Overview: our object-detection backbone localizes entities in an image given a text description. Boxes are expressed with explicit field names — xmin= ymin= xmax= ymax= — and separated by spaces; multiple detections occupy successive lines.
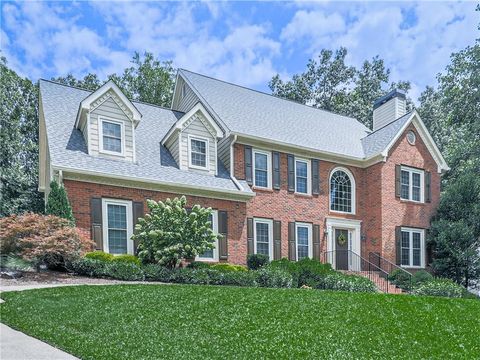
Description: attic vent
xmin=407 ymin=130 xmax=416 ymax=145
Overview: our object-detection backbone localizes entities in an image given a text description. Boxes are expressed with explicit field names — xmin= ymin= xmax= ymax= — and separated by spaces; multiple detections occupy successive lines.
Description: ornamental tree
xmin=133 ymin=196 xmax=218 ymax=268
xmin=45 ymin=181 xmax=75 ymax=225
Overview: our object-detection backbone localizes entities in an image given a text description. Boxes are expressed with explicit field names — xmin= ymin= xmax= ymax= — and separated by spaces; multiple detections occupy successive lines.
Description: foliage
xmin=111 ymin=254 xmax=141 ymax=266
xmin=412 ymin=278 xmax=471 ymax=298
xmin=2 ymin=286 xmax=479 ymax=359
xmin=53 ymin=52 xmax=175 ymax=108
xmin=246 ymin=254 xmax=270 ymax=270
xmin=412 ymin=270 xmax=434 ymax=285
xmin=256 ymin=267 xmax=293 ymax=288
xmin=315 ymin=272 xmax=377 ymax=293
xmin=70 ymin=258 xmax=108 ymax=277
xmin=0 ymin=213 xmax=93 ymax=269
xmin=84 ymin=251 xmax=114 ymax=262
xmin=0 ymin=56 xmax=43 ymax=216
xmin=0 ymin=255 xmax=33 ymax=272
xmin=210 ymin=263 xmax=247 ymax=272
xmin=269 ymin=258 xmax=334 ymax=287
xmin=133 ymin=196 xmax=218 ymax=268
xmin=45 ymin=181 xmax=75 ymax=224
xmin=186 ymin=261 xmax=211 ymax=269
xmin=142 ymin=264 xmax=172 ymax=282
xmin=387 ymin=269 xmax=413 ymax=290
xmin=103 ymin=262 xmax=144 ymax=281
xmin=269 ymin=48 xmax=411 ymax=128
xmin=428 ymin=169 xmax=480 ymax=287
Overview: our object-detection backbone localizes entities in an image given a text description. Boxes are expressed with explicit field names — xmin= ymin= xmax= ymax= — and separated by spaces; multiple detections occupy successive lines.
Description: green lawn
xmin=1 ymin=285 xmax=479 ymax=359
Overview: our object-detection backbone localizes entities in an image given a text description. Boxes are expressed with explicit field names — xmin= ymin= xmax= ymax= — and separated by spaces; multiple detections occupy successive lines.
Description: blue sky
xmin=1 ymin=1 xmax=478 ymax=101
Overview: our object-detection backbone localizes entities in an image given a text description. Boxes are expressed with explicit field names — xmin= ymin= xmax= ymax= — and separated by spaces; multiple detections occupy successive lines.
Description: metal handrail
xmin=368 ymin=252 xmax=413 ymax=291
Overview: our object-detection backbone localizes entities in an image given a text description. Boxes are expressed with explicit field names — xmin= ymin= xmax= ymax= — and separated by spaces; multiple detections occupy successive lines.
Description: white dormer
xmin=75 ymin=80 xmax=141 ymax=162
xmin=162 ymin=102 xmax=223 ymax=175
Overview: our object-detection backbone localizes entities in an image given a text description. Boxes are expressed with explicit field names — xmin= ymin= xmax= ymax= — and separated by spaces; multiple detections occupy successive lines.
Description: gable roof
xmin=40 ymin=80 xmax=253 ymax=198
xmin=179 ymin=69 xmax=371 ymax=159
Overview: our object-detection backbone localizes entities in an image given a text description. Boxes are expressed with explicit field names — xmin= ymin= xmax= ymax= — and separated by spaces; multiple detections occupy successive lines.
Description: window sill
xmin=399 ymin=199 xmax=426 ymax=206
xmin=329 ymin=209 xmax=356 ymax=216
xmin=294 ymin=192 xmax=312 ymax=198
xmin=99 ymin=150 xmax=125 ymax=158
xmin=252 ymin=186 xmax=273 ymax=193
xmin=401 ymin=265 xmax=425 ymax=270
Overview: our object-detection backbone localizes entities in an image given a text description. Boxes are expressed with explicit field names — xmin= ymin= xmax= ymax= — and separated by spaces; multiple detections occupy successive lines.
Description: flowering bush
xmin=257 ymin=267 xmax=293 ymax=288
xmin=0 ymin=213 xmax=93 ymax=269
xmin=133 ymin=196 xmax=219 ymax=268
xmin=412 ymin=279 xmax=469 ymax=298
xmin=316 ymin=272 xmax=377 ymax=293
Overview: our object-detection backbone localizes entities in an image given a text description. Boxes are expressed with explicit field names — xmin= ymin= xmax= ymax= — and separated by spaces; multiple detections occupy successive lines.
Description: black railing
xmin=321 ymin=250 xmax=393 ymax=293
xmin=368 ymin=252 xmax=413 ymax=292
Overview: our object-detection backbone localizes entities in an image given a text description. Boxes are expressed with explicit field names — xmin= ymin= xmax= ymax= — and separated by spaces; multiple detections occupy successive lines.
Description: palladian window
xmin=330 ymin=168 xmax=355 ymax=214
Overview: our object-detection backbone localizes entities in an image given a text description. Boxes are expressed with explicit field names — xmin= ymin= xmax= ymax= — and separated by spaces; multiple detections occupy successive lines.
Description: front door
xmin=335 ymin=229 xmax=349 ymax=270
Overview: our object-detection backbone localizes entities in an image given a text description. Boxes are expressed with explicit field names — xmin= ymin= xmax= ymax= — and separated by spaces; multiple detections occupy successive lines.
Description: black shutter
xmin=218 ymin=211 xmax=228 ymax=260
xmin=395 ymin=226 xmax=402 ymax=265
xmin=287 ymin=154 xmax=295 ymax=192
xmin=272 ymin=152 xmax=281 ymax=190
xmin=395 ymin=165 xmax=401 ymax=198
xmin=425 ymin=171 xmax=431 ymax=203
xmin=313 ymin=225 xmax=320 ymax=260
xmin=90 ymin=198 xmax=103 ymax=251
xmin=288 ymin=222 xmax=296 ymax=261
xmin=132 ymin=201 xmax=144 ymax=254
xmin=273 ymin=220 xmax=282 ymax=260
xmin=244 ymin=146 xmax=253 ymax=184
xmin=426 ymin=229 xmax=433 ymax=265
xmin=312 ymin=159 xmax=320 ymax=195
xmin=247 ymin=218 xmax=254 ymax=255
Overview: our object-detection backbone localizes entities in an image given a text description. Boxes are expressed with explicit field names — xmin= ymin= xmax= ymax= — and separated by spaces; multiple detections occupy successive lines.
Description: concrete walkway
xmin=1 ymin=323 xmax=79 ymax=360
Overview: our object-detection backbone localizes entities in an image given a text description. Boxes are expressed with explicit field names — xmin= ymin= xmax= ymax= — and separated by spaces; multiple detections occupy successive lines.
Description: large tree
xmin=52 ymin=52 xmax=176 ymax=107
xmin=0 ymin=56 xmax=43 ymax=216
xmin=269 ymin=48 xmax=411 ymax=128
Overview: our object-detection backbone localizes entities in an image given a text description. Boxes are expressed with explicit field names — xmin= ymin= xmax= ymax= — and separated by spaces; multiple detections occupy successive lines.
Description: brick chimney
xmin=372 ymin=89 xmax=406 ymax=131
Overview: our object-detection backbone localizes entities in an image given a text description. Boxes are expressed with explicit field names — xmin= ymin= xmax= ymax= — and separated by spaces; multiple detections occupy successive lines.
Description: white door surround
xmin=325 ymin=217 xmax=361 ymax=270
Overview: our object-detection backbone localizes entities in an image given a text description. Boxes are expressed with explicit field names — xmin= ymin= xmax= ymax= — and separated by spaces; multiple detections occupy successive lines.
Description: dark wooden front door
xmin=335 ymin=229 xmax=349 ymax=270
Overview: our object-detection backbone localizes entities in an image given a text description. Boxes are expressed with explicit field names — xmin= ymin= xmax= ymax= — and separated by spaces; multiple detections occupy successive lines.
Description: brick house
xmin=38 ymin=69 xmax=449 ymax=270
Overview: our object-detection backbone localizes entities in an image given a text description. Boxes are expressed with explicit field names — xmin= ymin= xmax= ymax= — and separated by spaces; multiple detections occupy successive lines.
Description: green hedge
xmin=412 ymin=279 xmax=472 ymax=298
xmin=316 ymin=273 xmax=377 ymax=293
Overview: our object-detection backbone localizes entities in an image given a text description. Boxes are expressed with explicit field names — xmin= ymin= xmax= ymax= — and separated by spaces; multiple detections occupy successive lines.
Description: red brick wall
xmin=65 ymin=124 xmax=440 ymax=267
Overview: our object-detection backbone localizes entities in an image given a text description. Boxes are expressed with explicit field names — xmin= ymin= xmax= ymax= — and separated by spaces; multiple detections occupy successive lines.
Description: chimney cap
xmin=373 ymin=89 xmax=406 ymax=110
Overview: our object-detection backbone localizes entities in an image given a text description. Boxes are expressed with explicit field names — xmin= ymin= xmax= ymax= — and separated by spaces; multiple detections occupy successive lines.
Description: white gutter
xmin=229 ymin=134 xmax=244 ymax=191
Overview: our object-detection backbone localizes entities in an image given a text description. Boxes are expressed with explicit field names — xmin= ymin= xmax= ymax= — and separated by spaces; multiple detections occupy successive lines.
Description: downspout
xmin=230 ymin=135 xmax=244 ymax=191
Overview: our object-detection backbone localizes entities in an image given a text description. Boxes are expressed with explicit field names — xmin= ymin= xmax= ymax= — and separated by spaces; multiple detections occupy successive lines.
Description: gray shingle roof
xmin=40 ymin=80 xmax=252 ymax=195
xmin=180 ymin=69 xmax=372 ymax=159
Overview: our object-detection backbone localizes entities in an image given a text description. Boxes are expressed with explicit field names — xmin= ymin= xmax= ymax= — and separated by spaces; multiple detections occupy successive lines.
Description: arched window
xmin=330 ymin=168 xmax=355 ymax=213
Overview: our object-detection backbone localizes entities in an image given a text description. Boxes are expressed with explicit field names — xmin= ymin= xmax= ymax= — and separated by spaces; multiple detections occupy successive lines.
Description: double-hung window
xmin=400 ymin=166 xmax=424 ymax=202
xmin=295 ymin=158 xmax=310 ymax=194
xmin=197 ymin=210 xmax=218 ymax=262
xmin=296 ymin=222 xmax=313 ymax=260
xmin=253 ymin=149 xmax=271 ymax=188
xmin=189 ymin=136 xmax=208 ymax=169
xmin=254 ymin=218 xmax=273 ymax=260
xmin=100 ymin=118 xmax=124 ymax=155
xmin=400 ymin=228 xmax=425 ymax=268
xmin=102 ymin=199 xmax=133 ymax=255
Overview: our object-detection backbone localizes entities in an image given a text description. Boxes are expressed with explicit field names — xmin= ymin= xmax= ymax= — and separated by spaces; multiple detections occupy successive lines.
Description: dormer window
xmin=189 ymin=135 xmax=208 ymax=170
xmin=100 ymin=118 xmax=124 ymax=156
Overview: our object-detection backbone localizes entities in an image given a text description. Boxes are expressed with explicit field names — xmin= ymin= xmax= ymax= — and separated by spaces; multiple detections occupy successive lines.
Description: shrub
xmin=45 ymin=181 xmax=75 ymax=224
xmin=269 ymin=258 xmax=333 ymax=287
xmin=412 ymin=279 xmax=469 ymax=298
xmin=220 ymin=270 xmax=258 ymax=287
xmin=104 ymin=262 xmax=144 ymax=281
xmin=0 ymin=213 xmax=93 ymax=270
xmin=142 ymin=264 xmax=172 ymax=282
xmin=85 ymin=251 xmax=114 ymax=262
xmin=388 ymin=269 xmax=413 ymax=290
xmin=412 ymin=270 xmax=434 ymax=285
xmin=316 ymin=273 xmax=377 ymax=293
xmin=0 ymin=255 xmax=33 ymax=272
xmin=257 ymin=267 xmax=293 ymax=288
xmin=112 ymin=254 xmax=141 ymax=266
xmin=186 ymin=261 xmax=211 ymax=269
xmin=210 ymin=263 xmax=247 ymax=272
xmin=133 ymin=196 xmax=218 ymax=268
xmin=247 ymin=254 xmax=269 ymax=270
xmin=70 ymin=258 xmax=108 ymax=277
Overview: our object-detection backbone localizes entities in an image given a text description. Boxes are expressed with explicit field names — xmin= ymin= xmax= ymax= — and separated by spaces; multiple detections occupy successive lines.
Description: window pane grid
xmin=330 ymin=170 xmax=352 ymax=213
xmin=401 ymin=230 xmax=423 ymax=267
xmin=102 ymin=122 xmax=122 ymax=153
xmin=254 ymin=153 xmax=269 ymax=187
xmin=256 ymin=222 xmax=270 ymax=256
xmin=107 ymin=204 xmax=127 ymax=254
xmin=296 ymin=161 xmax=308 ymax=194
xmin=191 ymin=139 xmax=207 ymax=167
xmin=401 ymin=168 xmax=423 ymax=202
xmin=297 ymin=226 xmax=309 ymax=260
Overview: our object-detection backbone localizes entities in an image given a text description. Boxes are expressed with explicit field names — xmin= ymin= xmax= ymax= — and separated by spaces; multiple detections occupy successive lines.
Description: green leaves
xmin=45 ymin=181 xmax=75 ymax=225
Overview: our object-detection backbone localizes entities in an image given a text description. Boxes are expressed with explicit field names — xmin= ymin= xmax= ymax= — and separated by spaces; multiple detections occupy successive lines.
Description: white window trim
xmin=188 ymin=135 xmax=210 ymax=171
xmin=295 ymin=222 xmax=313 ymax=260
xmin=253 ymin=218 xmax=274 ymax=261
xmin=102 ymin=198 xmax=133 ymax=255
xmin=400 ymin=227 xmax=425 ymax=269
xmin=295 ymin=158 xmax=311 ymax=195
xmin=98 ymin=117 xmax=125 ymax=157
xmin=329 ymin=167 xmax=356 ymax=215
xmin=253 ymin=149 xmax=272 ymax=189
xmin=400 ymin=166 xmax=425 ymax=203
xmin=196 ymin=210 xmax=219 ymax=262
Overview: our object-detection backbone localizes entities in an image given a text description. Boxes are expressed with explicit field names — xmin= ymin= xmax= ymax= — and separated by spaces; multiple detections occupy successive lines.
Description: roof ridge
xmin=40 ymin=79 xmax=184 ymax=114
xmin=179 ymin=68 xmax=363 ymax=125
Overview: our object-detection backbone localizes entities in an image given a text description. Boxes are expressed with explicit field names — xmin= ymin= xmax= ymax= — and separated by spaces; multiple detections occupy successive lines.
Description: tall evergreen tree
xmin=45 ymin=181 xmax=75 ymax=224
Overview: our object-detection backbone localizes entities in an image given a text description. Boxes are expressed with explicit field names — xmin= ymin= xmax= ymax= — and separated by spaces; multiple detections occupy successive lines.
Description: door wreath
xmin=337 ymin=232 xmax=347 ymax=246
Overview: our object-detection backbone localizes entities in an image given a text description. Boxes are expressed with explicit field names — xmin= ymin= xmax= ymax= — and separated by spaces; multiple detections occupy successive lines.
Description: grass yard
xmin=1 ymin=285 xmax=479 ymax=359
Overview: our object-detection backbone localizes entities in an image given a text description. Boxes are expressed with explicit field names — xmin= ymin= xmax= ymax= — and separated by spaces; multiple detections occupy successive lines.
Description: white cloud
xmin=280 ymin=10 xmax=346 ymax=42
